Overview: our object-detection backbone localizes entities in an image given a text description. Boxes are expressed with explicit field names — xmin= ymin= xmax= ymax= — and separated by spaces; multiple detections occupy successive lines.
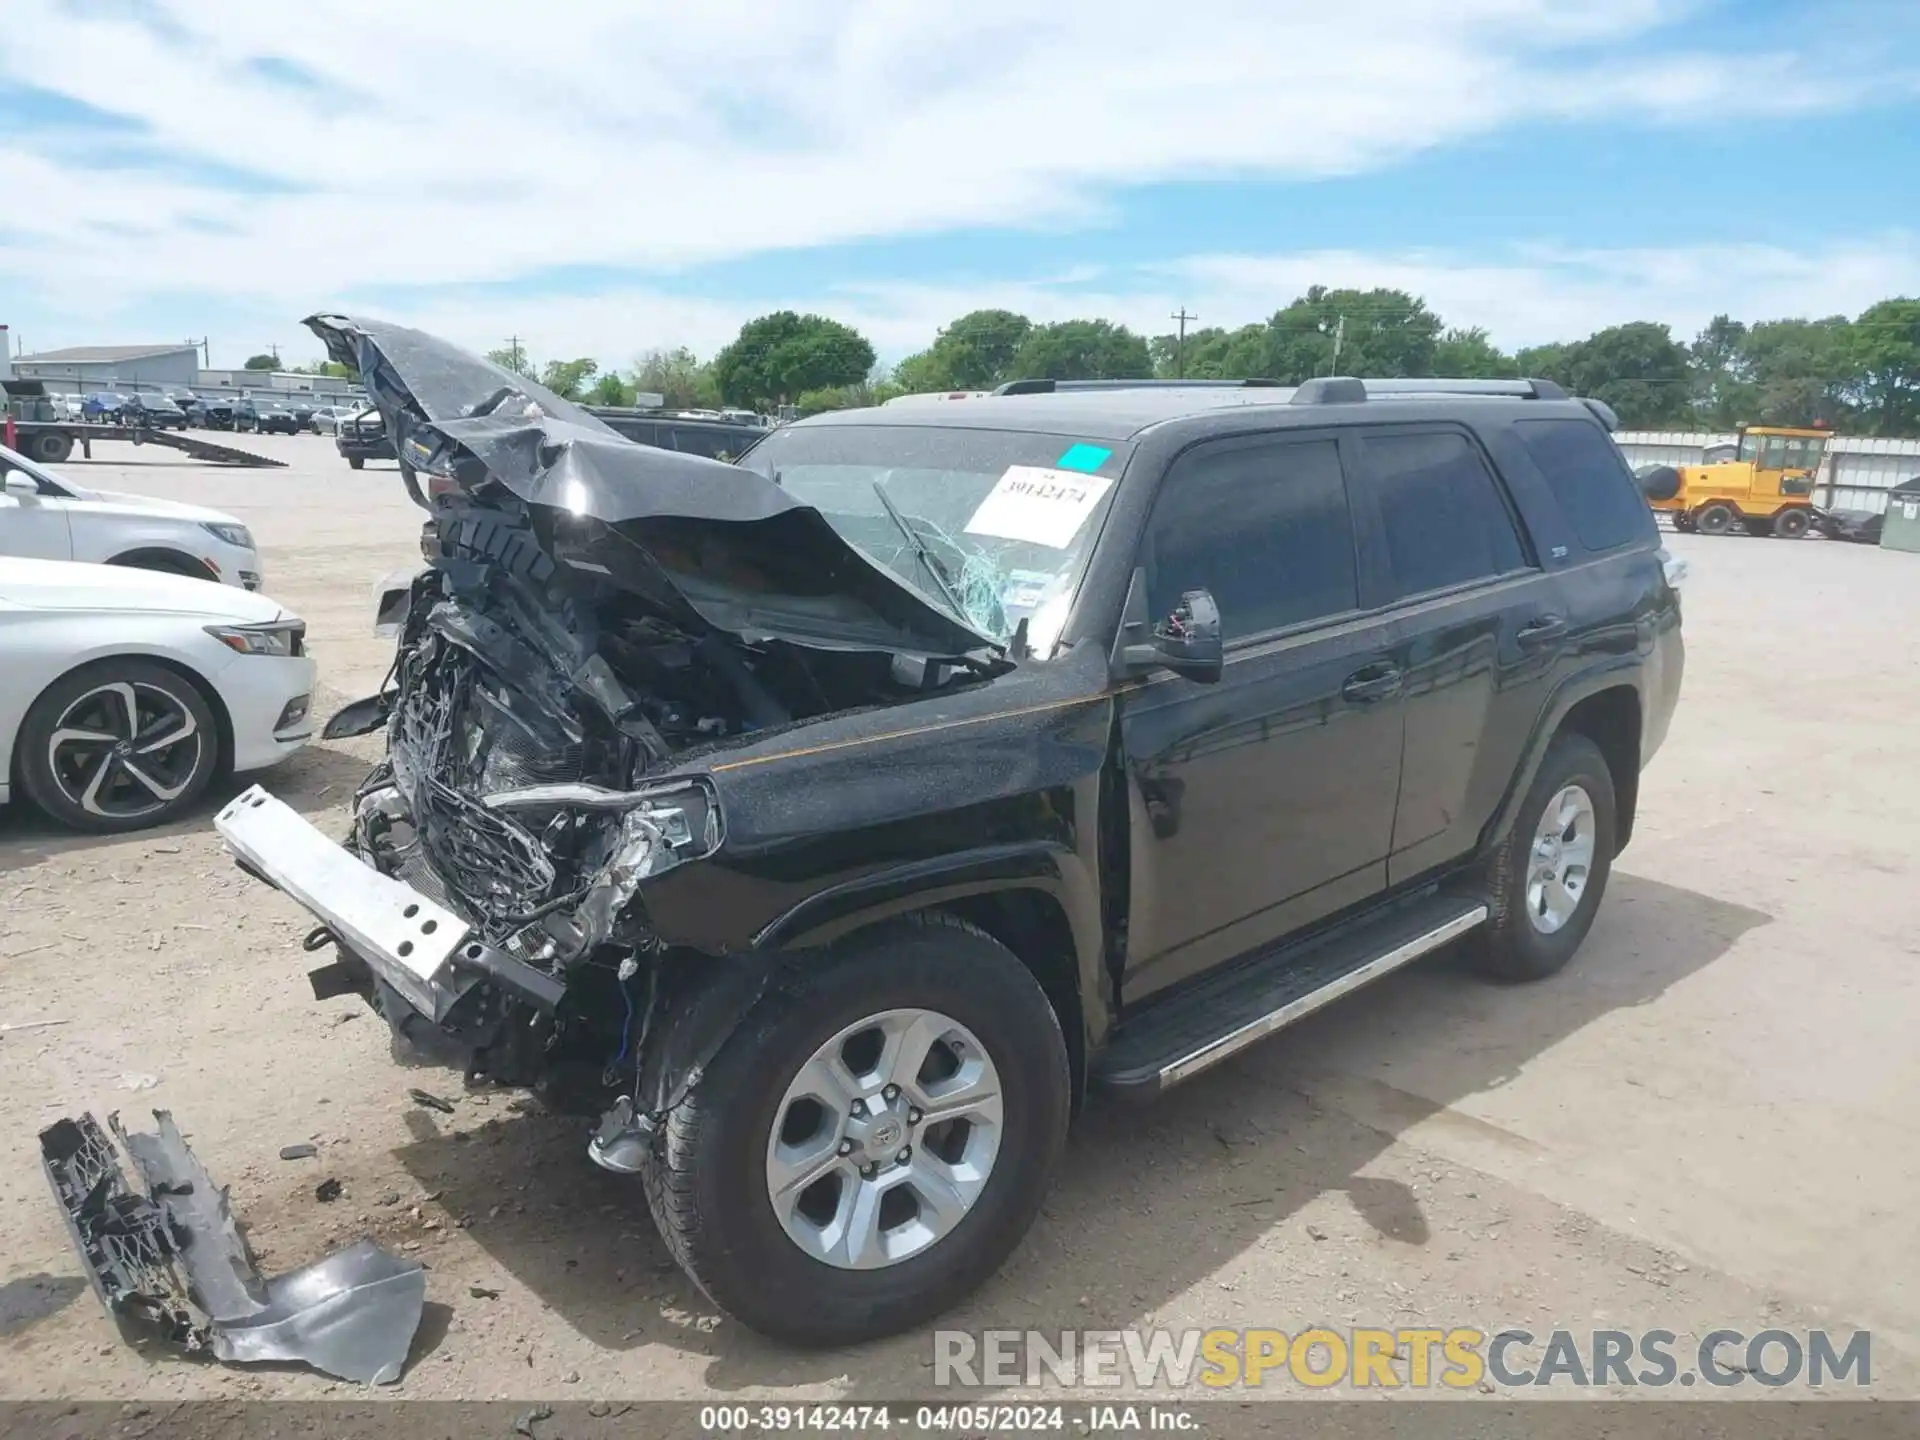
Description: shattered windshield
xmin=740 ymin=423 xmax=1130 ymax=650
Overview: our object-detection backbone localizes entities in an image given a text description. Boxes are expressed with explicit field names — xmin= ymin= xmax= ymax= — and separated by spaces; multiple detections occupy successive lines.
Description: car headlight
xmin=205 ymin=620 xmax=305 ymax=657
xmin=202 ymin=522 xmax=254 ymax=548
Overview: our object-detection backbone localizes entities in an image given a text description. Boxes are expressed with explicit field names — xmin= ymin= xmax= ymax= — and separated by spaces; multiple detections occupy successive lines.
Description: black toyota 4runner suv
xmin=218 ymin=318 xmax=1684 ymax=1348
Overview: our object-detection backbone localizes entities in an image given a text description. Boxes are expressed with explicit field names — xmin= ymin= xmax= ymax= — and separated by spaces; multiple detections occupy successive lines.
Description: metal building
xmin=13 ymin=344 xmax=202 ymax=391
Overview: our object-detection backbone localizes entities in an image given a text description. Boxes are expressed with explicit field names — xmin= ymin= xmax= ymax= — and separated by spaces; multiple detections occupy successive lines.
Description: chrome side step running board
xmin=1093 ymin=895 xmax=1489 ymax=1096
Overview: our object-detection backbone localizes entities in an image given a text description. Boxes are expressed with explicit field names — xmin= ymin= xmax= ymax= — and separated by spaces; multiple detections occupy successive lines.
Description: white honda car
xmin=0 ymin=442 xmax=265 ymax=589
xmin=0 ymin=558 xmax=316 ymax=833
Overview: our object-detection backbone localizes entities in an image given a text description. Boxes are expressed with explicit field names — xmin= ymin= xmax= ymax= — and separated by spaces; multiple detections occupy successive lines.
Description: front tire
xmin=1475 ymin=733 xmax=1616 ymax=982
xmin=641 ymin=913 xmax=1070 ymax=1346
xmin=1773 ymin=508 xmax=1811 ymax=539
xmin=347 ymin=456 xmax=365 ymax=470
xmin=16 ymin=659 xmax=221 ymax=833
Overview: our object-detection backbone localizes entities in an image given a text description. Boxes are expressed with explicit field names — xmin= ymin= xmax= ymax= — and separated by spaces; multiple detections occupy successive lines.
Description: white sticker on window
xmin=963 ymin=466 xmax=1114 ymax=549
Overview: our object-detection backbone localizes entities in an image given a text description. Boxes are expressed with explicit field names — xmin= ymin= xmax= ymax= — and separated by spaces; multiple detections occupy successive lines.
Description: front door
xmin=0 ymin=463 xmax=74 ymax=561
xmin=1118 ymin=433 xmax=1404 ymax=1004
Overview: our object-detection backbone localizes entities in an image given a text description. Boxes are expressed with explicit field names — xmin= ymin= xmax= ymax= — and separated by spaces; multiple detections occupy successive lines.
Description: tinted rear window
xmin=1513 ymin=419 xmax=1652 ymax=553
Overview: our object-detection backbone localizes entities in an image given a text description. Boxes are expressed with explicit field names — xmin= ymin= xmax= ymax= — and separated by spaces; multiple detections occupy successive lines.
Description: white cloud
xmin=3 ymin=0 xmax=1909 ymax=320
xmin=370 ymin=235 xmax=1920 ymax=366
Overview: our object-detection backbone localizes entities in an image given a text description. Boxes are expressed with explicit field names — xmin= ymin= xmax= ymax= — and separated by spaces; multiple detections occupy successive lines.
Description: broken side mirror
xmin=1113 ymin=571 xmax=1224 ymax=684
xmin=1636 ymin=464 xmax=1682 ymax=503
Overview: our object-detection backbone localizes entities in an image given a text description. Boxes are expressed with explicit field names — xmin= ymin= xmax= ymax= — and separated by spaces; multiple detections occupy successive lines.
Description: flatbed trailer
xmin=3 ymin=379 xmax=287 ymax=468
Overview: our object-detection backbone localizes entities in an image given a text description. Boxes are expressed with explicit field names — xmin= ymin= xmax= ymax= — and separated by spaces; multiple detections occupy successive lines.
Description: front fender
xmin=753 ymin=840 xmax=1101 ymax=960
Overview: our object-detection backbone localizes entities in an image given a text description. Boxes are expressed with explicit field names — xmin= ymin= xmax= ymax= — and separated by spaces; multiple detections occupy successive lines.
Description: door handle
xmin=1341 ymin=665 xmax=1402 ymax=704
xmin=1517 ymin=615 xmax=1568 ymax=648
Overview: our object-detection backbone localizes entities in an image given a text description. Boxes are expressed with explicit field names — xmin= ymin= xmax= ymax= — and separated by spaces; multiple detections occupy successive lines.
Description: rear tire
xmin=640 ymin=913 xmax=1070 ymax=1346
xmin=1475 ymin=734 xmax=1616 ymax=983
xmin=1773 ymin=508 xmax=1811 ymax=539
xmin=31 ymin=432 xmax=74 ymax=464
xmin=1694 ymin=503 xmax=1737 ymax=536
xmin=17 ymin=658 xmax=221 ymax=834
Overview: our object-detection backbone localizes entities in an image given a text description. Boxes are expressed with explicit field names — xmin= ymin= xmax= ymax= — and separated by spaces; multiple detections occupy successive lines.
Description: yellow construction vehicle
xmin=1649 ymin=424 xmax=1829 ymax=538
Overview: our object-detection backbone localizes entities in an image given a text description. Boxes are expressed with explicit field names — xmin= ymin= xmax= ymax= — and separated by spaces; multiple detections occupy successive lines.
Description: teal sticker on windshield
xmin=1055 ymin=443 xmax=1111 ymax=473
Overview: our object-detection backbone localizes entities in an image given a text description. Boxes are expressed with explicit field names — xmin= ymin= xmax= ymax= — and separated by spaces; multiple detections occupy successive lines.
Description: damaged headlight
xmin=483 ymin=778 xmax=723 ymax=960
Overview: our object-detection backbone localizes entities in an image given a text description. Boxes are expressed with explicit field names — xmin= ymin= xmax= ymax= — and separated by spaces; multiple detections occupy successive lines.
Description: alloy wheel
xmin=1525 ymin=783 xmax=1596 ymax=935
xmin=765 ymin=1007 xmax=1003 ymax=1271
xmin=46 ymin=680 xmax=204 ymax=821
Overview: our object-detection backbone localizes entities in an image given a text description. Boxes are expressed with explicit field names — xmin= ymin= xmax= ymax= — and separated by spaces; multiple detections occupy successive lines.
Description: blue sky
xmin=2 ymin=0 xmax=1916 ymax=370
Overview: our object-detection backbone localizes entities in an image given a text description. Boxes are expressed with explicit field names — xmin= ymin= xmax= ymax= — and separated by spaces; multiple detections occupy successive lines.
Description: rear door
xmin=1118 ymin=431 xmax=1405 ymax=1002
xmin=1348 ymin=426 xmax=1563 ymax=883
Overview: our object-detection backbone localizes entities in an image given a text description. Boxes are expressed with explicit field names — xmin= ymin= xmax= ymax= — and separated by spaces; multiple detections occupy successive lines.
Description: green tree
xmin=890 ymin=348 xmax=961 ymax=394
xmin=711 ymin=312 xmax=876 ymax=408
xmin=243 ymin=353 xmax=279 ymax=371
xmin=1263 ymin=287 xmax=1441 ymax=382
xmin=1845 ymin=298 xmax=1920 ymax=436
xmin=486 ymin=346 xmax=536 ymax=380
xmin=896 ymin=309 xmax=1034 ymax=392
xmin=1151 ymin=324 xmax=1268 ymax=380
xmin=1432 ymin=326 xmax=1518 ymax=379
xmin=633 ymin=347 xmax=720 ymax=410
xmin=1524 ymin=322 xmax=1693 ymax=428
xmin=538 ymin=357 xmax=599 ymax=401
xmin=1689 ymin=314 xmax=1751 ymax=427
xmin=586 ymin=371 xmax=636 ymax=407
xmin=1008 ymin=319 xmax=1152 ymax=381
xmin=1741 ymin=317 xmax=1856 ymax=429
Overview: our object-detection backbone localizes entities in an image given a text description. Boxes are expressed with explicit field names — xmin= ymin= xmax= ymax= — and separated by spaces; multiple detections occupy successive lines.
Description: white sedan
xmin=0 ymin=442 xmax=265 ymax=590
xmin=0 ymin=558 xmax=316 ymax=833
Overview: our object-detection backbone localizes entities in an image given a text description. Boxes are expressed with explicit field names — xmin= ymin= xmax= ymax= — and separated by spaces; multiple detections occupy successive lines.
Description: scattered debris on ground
xmin=407 ymin=1088 xmax=456 ymax=1115
xmin=38 ymin=1110 xmax=425 ymax=1384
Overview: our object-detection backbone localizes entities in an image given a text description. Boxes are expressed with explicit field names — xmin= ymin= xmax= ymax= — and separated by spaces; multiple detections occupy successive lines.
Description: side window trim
xmin=1142 ymin=427 xmax=1367 ymax=652
xmin=1350 ymin=421 xmax=1540 ymax=607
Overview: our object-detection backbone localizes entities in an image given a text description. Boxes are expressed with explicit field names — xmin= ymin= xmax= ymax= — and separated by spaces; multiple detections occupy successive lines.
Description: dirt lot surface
xmin=2 ymin=434 xmax=1917 ymax=1406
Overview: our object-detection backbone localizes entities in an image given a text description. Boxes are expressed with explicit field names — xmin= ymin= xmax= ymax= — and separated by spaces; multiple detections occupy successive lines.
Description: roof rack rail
xmin=992 ymin=378 xmax=1286 ymax=396
xmin=1290 ymin=376 xmax=1570 ymax=404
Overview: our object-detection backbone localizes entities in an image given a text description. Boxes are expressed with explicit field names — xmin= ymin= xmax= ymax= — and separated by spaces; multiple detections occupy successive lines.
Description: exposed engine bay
xmin=275 ymin=314 xmax=1006 ymax=1119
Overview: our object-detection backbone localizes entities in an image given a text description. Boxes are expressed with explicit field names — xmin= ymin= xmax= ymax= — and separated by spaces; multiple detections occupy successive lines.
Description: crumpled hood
xmin=303 ymin=314 xmax=996 ymax=659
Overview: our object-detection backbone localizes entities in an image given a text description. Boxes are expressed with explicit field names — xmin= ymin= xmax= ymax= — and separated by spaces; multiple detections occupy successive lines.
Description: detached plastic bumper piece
xmin=39 ymin=1110 xmax=425 ymax=1384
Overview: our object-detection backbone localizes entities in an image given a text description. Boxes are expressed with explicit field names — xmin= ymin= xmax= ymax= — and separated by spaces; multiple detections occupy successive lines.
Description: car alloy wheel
xmin=46 ymin=680 xmax=206 ymax=822
xmin=1524 ymin=782 xmax=1596 ymax=935
xmin=766 ymin=1006 xmax=1003 ymax=1270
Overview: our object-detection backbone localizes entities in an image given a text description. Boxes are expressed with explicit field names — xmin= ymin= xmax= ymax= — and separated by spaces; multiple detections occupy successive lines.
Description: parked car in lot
xmin=236 ymin=398 xmax=302 ymax=435
xmin=585 ymin=407 xmax=767 ymax=461
xmin=222 ymin=318 xmax=1685 ymax=1347
xmin=335 ymin=407 xmax=396 ymax=468
xmin=163 ymin=389 xmax=207 ymax=425
xmin=286 ymin=400 xmax=318 ymax=431
xmin=81 ymin=392 xmax=129 ymax=423
xmin=121 ymin=394 xmax=190 ymax=430
xmin=0 ymin=557 xmax=313 ymax=833
xmin=54 ymin=394 xmax=86 ymax=421
xmin=200 ymin=396 xmax=237 ymax=430
xmin=0 ymin=441 xmax=264 ymax=589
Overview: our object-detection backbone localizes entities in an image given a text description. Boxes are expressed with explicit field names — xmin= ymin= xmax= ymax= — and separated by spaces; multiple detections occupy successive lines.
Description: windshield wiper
xmin=871 ymin=480 xmax=971 ymax=628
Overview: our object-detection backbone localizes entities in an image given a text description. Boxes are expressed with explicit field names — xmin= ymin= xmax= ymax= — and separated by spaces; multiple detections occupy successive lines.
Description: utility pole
xmin=1170 ymin=308 xmax=1197 ymax=379
xmin=1329 ymin=315 xmax=1346 ymax=375
xmin=506 ymin=335 xmax=526 ymax=375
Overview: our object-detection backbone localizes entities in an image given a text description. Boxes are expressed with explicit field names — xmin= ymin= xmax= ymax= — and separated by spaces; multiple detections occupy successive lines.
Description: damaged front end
xmin=40 ymin=1111 xmax=424 ymax=1384
xmin=217 ymin=315 xmax=1002 ymax=1128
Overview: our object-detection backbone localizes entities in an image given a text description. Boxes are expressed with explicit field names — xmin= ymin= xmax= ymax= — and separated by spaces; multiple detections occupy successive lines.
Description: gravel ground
xmin=2 ymin=434 xmax=1917 ymax=1406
